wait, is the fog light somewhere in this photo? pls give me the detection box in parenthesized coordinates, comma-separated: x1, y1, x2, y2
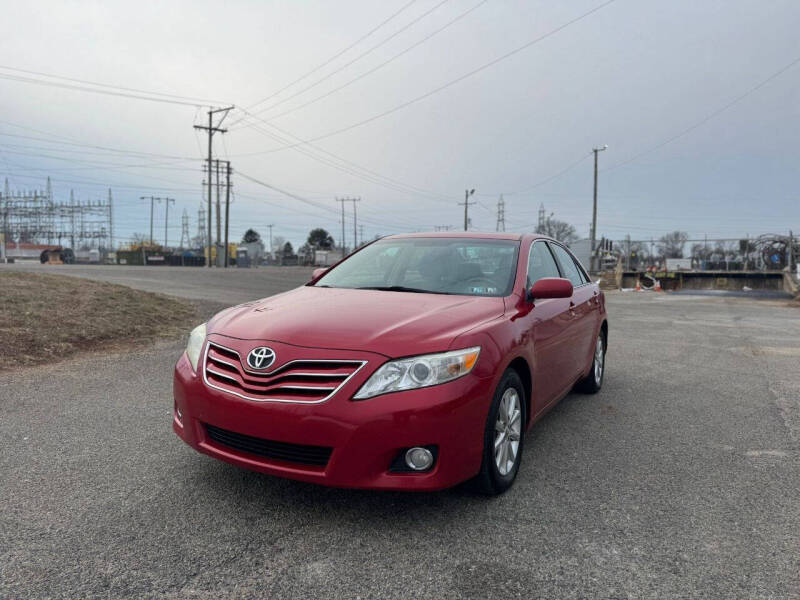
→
(405, 447, 434, 471)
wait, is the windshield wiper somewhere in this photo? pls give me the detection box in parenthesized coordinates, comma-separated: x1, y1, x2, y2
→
(356, 285, 451, 295)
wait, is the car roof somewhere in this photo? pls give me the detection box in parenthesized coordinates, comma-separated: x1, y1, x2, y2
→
(383, 231, 531, 241)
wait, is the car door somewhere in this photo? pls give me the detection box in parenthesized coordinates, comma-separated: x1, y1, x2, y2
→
(524, 241, 575, 413)
(548, 242, 596, 379)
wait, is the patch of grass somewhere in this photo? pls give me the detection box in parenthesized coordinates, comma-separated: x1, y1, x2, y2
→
(0, 271, 199, 370)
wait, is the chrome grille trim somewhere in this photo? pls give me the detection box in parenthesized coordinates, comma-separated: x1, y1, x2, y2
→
(202, 341, 367, 404)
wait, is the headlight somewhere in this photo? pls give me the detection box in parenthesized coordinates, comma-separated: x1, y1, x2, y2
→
(185, 323, 207, 372)
(353, 346, 480, 400)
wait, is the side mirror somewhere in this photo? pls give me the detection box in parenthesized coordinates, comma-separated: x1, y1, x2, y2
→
(311, 267, 329, 281)
(529, 277, 573, 300)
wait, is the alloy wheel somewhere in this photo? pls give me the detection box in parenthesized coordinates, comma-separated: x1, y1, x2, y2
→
(594, 335, 605, 385)
(494, 388, 522, 476)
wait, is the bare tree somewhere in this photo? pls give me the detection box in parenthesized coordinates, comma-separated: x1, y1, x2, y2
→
(691, 242, 713, 267)
(129, 232, 150, 247)
(628, 241, 648, 269)
(657, 231, 689, 259)
(536, 218, 578, 245)
(272, 235, 286, 255)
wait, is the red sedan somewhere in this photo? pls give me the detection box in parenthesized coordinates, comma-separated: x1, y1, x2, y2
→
(173, 233, 607, 494)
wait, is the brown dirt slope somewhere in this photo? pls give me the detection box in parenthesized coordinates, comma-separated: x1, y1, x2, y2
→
(0, 271, 199, 370)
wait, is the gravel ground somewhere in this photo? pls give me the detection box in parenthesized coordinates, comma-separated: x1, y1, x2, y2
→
(1, 268, 798, 599)
(0, 263, 316, 304)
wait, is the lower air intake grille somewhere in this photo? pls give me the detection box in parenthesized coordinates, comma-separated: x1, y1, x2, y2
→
(205, 424, 332, 467)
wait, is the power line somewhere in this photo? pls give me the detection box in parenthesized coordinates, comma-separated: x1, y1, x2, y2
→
(230, 0, 617, 152)
(244, 0, 488, 124)
(604, 53, 800, 171)
(243, 0, 420, 113)
(0, 121, 196, 160)
(0, 72, 218, 107)
(0, 64, 228, 105)
(238, 0, 455, 121)
(241, 0, 449, 120)
(236, 171, 416, 231)
(510, 152, 592, 195)
(233, 111, 456, 203)
(238, 171, 342, 216)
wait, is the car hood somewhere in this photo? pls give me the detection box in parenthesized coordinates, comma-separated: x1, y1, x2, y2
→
(208, 285, 505, 357)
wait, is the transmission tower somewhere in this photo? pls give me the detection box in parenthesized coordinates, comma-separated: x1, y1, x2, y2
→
(538, 203, 546, 232)
(496, 195, 505, 232)
(195, 204, 207, 249)
(180, 209, 191, 249)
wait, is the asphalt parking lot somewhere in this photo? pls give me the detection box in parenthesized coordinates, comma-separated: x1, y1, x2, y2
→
(1, 265, 799, 599)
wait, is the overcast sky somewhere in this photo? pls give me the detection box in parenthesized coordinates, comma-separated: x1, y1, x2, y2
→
(1, 0, 798, 250)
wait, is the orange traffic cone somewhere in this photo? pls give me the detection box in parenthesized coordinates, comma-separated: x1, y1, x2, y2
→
(635, 280, 642, 292)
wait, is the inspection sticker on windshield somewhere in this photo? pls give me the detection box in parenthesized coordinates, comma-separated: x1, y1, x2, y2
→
(469, 286, 497, 295)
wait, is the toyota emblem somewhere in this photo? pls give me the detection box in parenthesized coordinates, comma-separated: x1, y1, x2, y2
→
(246, 346, 276, 370)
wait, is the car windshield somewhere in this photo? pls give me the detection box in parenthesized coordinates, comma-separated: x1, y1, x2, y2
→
(313, 238, 519, 297)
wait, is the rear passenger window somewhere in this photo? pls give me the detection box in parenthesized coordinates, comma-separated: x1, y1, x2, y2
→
(550, 244, 585, 287)
(527, 242, 561, 285)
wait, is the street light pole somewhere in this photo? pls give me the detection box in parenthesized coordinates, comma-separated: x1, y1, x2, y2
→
(461, 188, 475, 231)
(590, 145, 607, 272)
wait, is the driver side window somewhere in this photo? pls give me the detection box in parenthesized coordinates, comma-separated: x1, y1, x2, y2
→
(527, 242, 561, 286)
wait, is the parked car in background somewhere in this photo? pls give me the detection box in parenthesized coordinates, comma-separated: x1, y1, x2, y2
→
(173, 232, 607, 494)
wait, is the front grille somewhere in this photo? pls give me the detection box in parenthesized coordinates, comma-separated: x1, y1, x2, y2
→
(205, 424, 333, 467)
(204, 341, 365, 403)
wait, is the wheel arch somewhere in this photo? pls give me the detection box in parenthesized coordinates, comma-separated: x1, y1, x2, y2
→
(506, 356, 532, 427)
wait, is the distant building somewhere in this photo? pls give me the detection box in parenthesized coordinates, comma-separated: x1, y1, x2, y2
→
(568, 239, 592, 271)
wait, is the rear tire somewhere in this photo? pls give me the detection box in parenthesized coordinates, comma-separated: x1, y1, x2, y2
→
(472, 369, 525, 495)
(575, 329, 606, 394)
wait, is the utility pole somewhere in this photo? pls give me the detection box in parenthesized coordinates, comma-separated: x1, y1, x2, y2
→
(215, 159, 222, 247)
(496, 195, 505, 232)
(140, 196, 162, 246)
(194, 106, 234, 267)
(1, 188, 6, 263)
(359, 224, 364, 246)
(107, 189, 113, 253)
(163, 197, 175, 248)
(224, 161, 231, 268)
(625, 234, 631, 270)
(352, 197, 360, 250)
(460, 189, 475, 231)
(590, 145, 607, 272)
(266, 224, 274, 258)
(335, 197, 360, 255)
(336, 198, 347, 256)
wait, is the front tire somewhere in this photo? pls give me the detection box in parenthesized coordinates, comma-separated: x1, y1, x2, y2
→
(472, 369, 525, 495)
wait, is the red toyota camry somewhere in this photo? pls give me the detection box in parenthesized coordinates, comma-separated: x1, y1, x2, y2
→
(173, 233, 607, 494)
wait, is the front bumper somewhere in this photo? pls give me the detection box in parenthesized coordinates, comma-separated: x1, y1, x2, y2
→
(173, 349, 495, 491)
